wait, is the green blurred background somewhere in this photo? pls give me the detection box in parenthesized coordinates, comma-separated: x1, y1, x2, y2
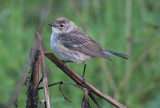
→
(0, 0, 160, 108)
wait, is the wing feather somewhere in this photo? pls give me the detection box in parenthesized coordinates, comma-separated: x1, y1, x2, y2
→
(58, 31, 111, 60)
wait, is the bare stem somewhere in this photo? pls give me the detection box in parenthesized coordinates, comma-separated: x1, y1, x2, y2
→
(45, 52, 127, 108)
(36, 32, 50, 108)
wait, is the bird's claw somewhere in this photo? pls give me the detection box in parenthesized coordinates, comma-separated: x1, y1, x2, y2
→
(81, 75, 86, 83)
(61, 60, 66, 67)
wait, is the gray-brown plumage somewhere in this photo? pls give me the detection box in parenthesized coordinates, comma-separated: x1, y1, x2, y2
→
(58, 31, 112, 61)
(49, 17, 128, 79)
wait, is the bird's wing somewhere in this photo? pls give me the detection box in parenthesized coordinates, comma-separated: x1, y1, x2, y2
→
(59, 31, 111, 60)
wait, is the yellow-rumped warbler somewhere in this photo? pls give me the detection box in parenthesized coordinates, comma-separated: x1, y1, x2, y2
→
(49, 17, 128, 80)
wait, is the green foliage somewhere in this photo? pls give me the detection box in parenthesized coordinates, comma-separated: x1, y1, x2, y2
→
(0, 0, 160, 108)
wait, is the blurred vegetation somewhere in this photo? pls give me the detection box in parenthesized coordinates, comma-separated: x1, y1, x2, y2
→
(0, 0, 160, 108)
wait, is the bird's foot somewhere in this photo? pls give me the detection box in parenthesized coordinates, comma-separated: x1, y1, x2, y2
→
(61, 60, 66, 67)
(61, 60, 73, 67)
(81, 75, 86, 83)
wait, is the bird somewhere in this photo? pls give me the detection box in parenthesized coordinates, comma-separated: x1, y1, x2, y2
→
(49, 17, 128, 80)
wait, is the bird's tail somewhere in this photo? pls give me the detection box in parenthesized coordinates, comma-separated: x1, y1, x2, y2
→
(103, 49, 129, 59)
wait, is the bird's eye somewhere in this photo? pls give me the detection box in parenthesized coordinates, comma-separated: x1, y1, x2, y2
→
(60, 24, 64, 27)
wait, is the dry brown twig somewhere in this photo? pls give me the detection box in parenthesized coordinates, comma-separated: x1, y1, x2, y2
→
(45, 52, 127, 108)
(36, 32, 51, 108)
(39, 100, 46, 108)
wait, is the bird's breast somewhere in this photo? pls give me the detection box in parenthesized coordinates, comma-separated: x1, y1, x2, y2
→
(50, 33, 68, 52)
(50, 33, 91, 63)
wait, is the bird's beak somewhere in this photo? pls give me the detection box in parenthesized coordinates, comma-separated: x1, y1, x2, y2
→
(48, 23, 56, 27)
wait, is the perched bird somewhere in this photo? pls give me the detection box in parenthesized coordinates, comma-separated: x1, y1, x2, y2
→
(49, 17, 128, 80)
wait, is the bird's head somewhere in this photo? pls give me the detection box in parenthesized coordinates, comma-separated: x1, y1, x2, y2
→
(49, 17, 74, 34)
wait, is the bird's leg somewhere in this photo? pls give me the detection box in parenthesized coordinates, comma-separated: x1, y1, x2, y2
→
(61, 60, 73, 67)
(82, 61, 87, 82)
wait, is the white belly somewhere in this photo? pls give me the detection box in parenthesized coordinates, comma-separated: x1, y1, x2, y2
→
(50, 33, 91, 63)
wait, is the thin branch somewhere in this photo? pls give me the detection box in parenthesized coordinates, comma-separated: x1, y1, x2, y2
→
(84, 88, 89, 108)
(39, 100, 46, 108)
(38, 81, 83, 90)
(59, 82, 71, 102)
(38, 82, 62, 90)
(89, 93, 102, 108)
(81, 88, 91, 108)
(81, 95, 85, 108)
(39, 81, 85, 103)
(39, 81, 102, 108)
(45, 52, 127, 108)
(36, 32, 50, 108)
